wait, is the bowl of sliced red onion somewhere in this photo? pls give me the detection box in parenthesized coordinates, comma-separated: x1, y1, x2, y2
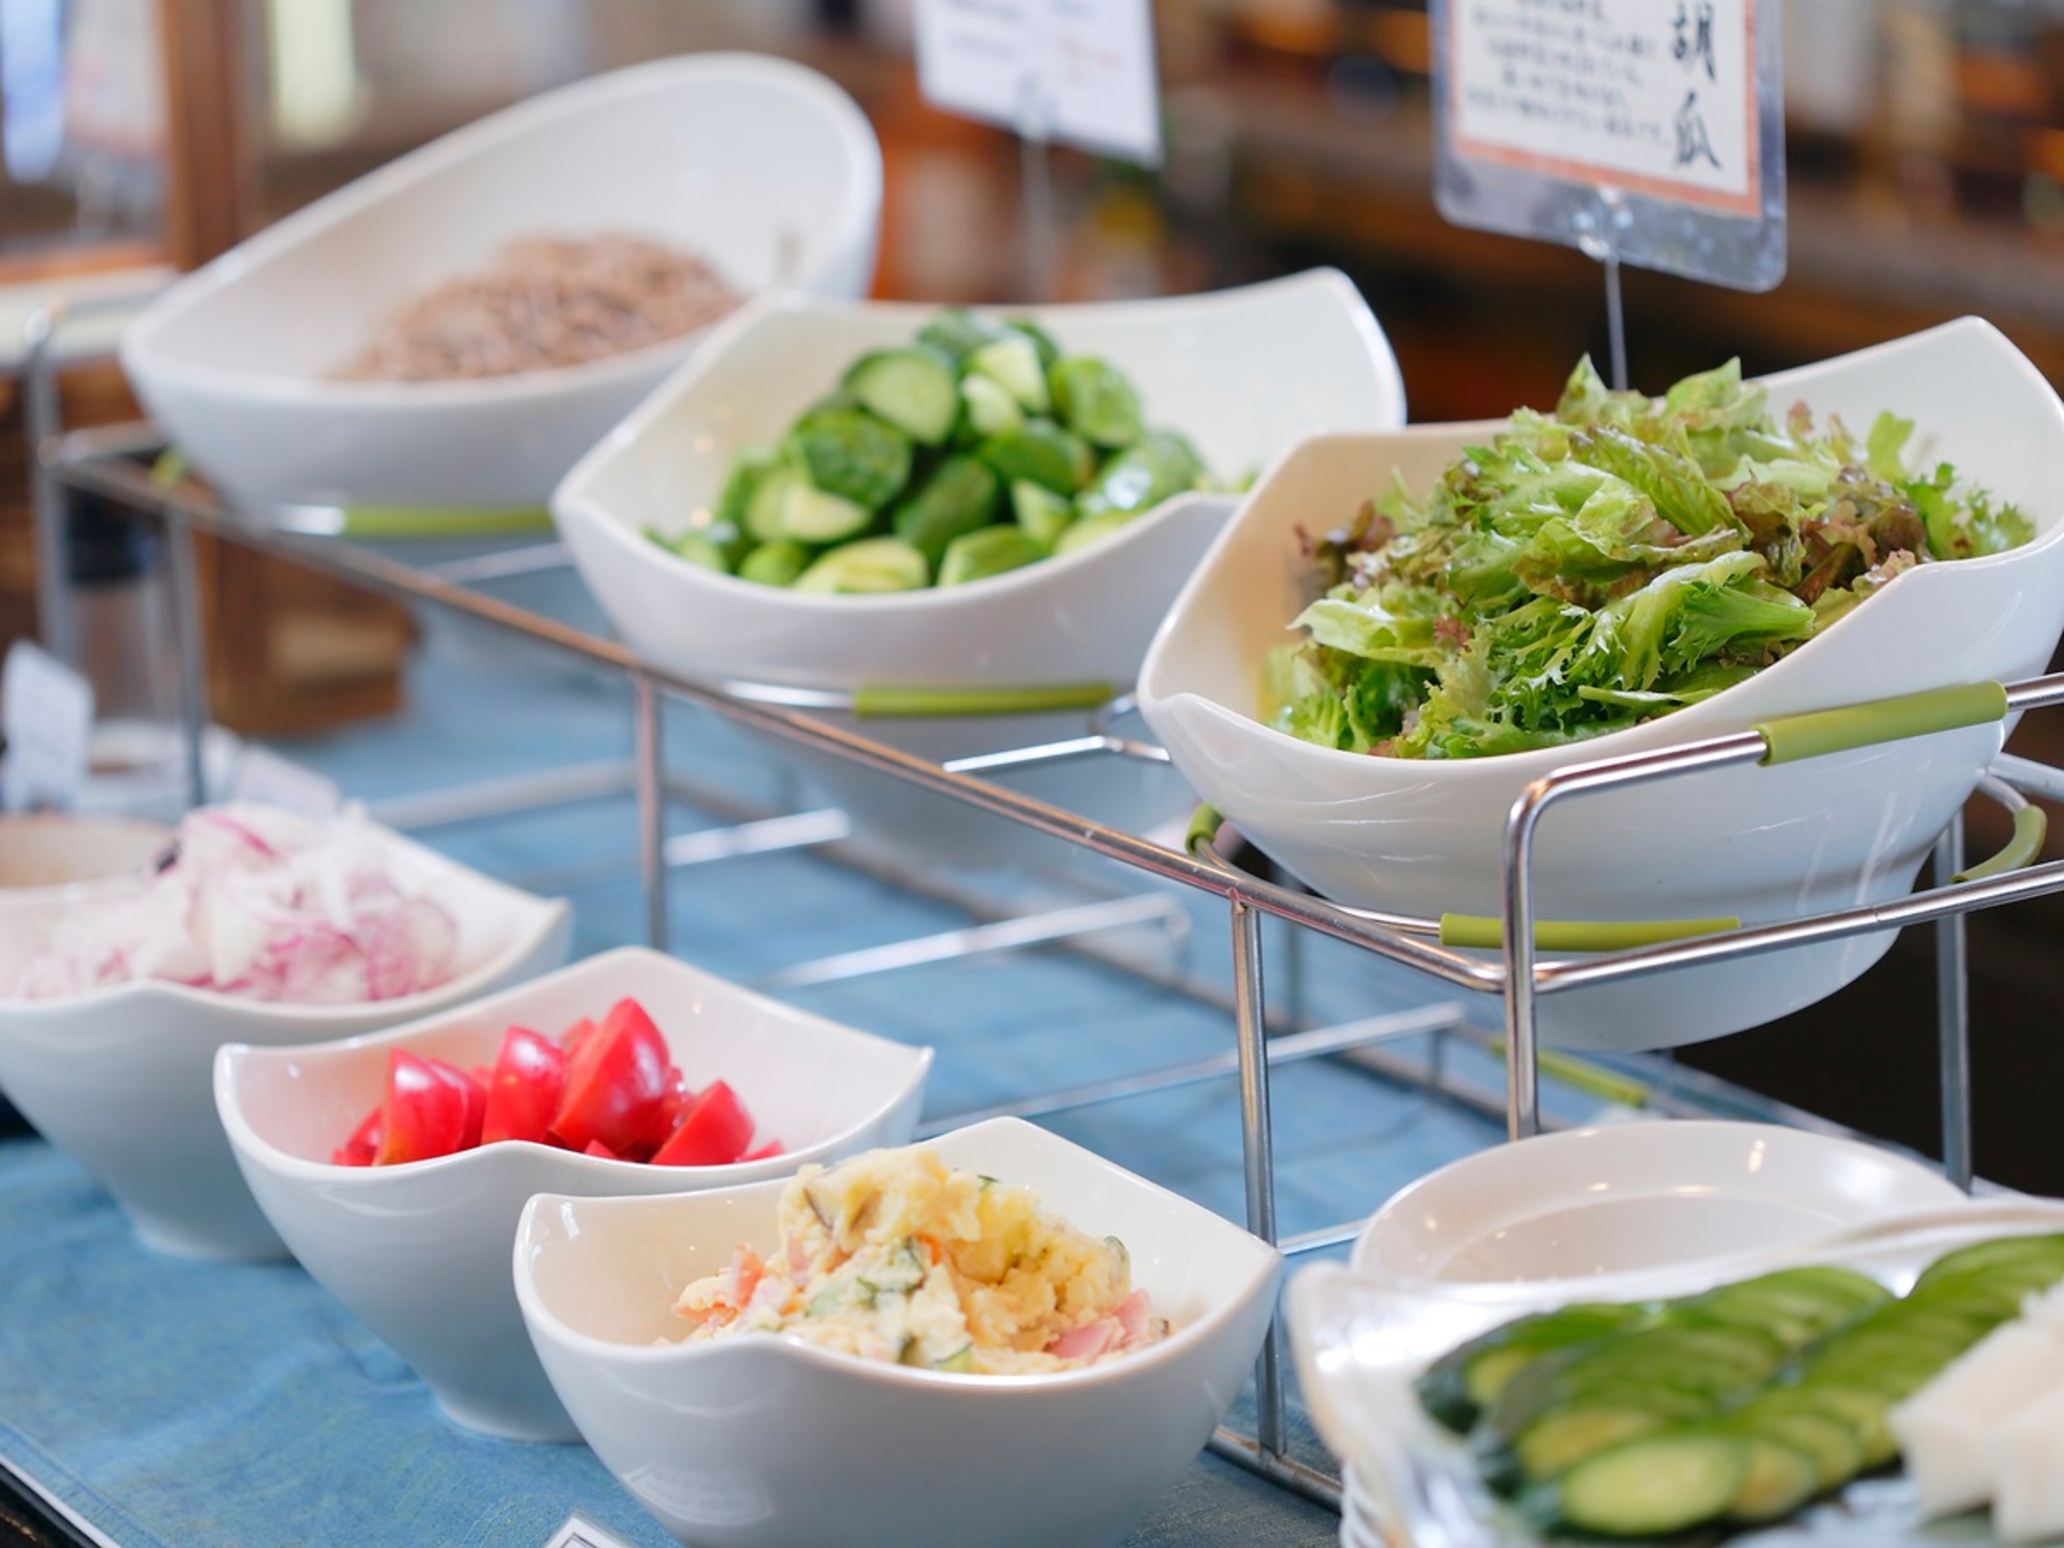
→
(0, 802, 571, 1259)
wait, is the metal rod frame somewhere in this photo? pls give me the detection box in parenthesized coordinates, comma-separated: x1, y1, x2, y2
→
(45, 416, 2064, 1516)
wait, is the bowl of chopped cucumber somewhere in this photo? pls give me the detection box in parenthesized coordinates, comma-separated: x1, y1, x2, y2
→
(550, 269, 1406, 864)
(1138, 318, 2064, 1049)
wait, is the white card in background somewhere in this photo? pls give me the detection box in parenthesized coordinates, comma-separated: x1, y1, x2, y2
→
(1432, 0, 1786, 292)
(228, 744, 342, 820)
(914, 0, 1163, 167)
(2, 641, 95, 814)
(1448, 0, 1759, 215)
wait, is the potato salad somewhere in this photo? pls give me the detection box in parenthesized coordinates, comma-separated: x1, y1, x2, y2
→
(670, 1146, 1169, 1374)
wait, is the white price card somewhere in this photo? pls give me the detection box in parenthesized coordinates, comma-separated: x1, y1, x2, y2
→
(1432, 0, 1786, 291)
(228, 743, 342, 819)
(914, 0, 1163, 167)
(2, 641, 94, 814)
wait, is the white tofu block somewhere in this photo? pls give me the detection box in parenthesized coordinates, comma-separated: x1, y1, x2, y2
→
(1992, 1383, 2064, 1543)
(1890, 1322, 2064, 1521)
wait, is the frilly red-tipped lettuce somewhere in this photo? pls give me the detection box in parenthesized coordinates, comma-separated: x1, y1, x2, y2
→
(1269, 357, 2032, 760)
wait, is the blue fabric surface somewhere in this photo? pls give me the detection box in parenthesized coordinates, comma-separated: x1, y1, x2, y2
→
(0, 555, 1713, 1546)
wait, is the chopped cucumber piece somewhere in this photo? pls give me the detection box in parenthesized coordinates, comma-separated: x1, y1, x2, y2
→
(1078, 428, 1204, 519)
(1005, 316, 1062, 368)
(737, 539, 811, 587)
(869, 1238, 928, 1295)
(1053, 509, 1135, 556)
(1416, 1302, 1651, 1433)
(792, 537, 929, 594)
(1533, 1430, 1749, 1539)
(1690, 1265, 1892, 1347)
(890, 455, 1001, 565)
(745, 467, 803, 543)
(788, 407, 913, 510)
(650, 522, 746, 573)
(1786, 1381, 1898, 1469)
(1049, 355, 1144, 449)
(844, 345, 961, 447)
(918, 307, 1014, 363)
(967, 335, 1050, 413)
(1722, 1432, 1822, 1525)
(1513, 1405, 1670, 1484)
(714, 446, 778, 530)
(1914, 1233, 2064, 1293)
(931, 1344, 976, 1374)
(780, 481, 875, 545)
(1010, 479, 1074, 549)
(937, 525, 1047, 587)
(1732, 1396, 1867, 1492)
(960, 373, 1025, 438)
(977, 418, 1093, 495)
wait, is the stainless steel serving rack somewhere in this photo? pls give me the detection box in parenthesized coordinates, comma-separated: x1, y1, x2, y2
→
(26, 302, 2064, 1525)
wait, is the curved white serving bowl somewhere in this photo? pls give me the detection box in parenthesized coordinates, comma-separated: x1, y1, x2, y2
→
(0, 812, 169, 895)
(551, 269, 1406, 862)
(215, 946, 931, 1442)
(514, 1116, 1282, 1548)
(0, 822, 571, 1260)
(1139, 318, 2064, 1050)
(120, 53, 881, 514)
(1290, 1188, 2064, 1546)
(1351, 1119, 1965, 1288)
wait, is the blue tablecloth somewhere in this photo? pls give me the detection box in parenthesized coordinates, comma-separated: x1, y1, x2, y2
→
(0, 555, 1673, 1547)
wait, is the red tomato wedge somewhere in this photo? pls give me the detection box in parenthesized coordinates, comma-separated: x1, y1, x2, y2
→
(372, 1049, 473, 1165)
(330, 998, 770, 1170)
(625, 1066, 695, 1160)
(480, 1025, 569, 1147)
(652, 1079, 755, 1167)
(547, 997, 670, 1155)
(332, 1105, 384, 1167)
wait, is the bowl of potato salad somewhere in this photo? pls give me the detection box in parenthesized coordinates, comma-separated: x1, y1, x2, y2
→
(513, 1119, 1282, 1548)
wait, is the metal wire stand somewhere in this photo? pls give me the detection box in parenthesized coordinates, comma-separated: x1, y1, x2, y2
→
(28, 310, 2064, 1519)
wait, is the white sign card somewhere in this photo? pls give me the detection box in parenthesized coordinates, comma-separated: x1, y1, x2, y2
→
(913, 0, 1163, 167)
(1432, 0, 1787, 292)
(1, 640, 94, 813)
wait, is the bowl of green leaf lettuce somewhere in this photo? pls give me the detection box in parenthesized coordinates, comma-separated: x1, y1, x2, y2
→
(1138, 318, 2064, 1050)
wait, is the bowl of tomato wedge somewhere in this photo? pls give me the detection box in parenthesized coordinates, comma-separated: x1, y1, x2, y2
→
(212, 945, 933, 1442)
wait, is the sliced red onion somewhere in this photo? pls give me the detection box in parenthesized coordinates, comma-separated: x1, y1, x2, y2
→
(6, 802, 465, 1005)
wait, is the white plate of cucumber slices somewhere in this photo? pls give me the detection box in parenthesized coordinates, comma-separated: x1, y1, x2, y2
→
(1293, 1195, 2064, 1547)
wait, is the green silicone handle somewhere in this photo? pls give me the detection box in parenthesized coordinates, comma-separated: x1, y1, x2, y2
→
(1489, 1039, 1651, 1110)
(1956, 805, 2049, 884)
(1439, 914, 1740, 951)
(1755, 682, 2008, 766)
(1186, 804, 1225, 855)
(850, 682, 1117, 719)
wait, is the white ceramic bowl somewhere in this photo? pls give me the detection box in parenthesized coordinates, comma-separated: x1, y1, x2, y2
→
(1351, 1119, 1966, 1288)
(0, 820, 570, 1259)
(1139, 319, 2064, 1050)
(551, 269, 1406, 862)
(120, 53, 881, 515)
(215, 946, 931, 1442)
(513, 1117, 1282, 1547)
(0, 812, 168, 895)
